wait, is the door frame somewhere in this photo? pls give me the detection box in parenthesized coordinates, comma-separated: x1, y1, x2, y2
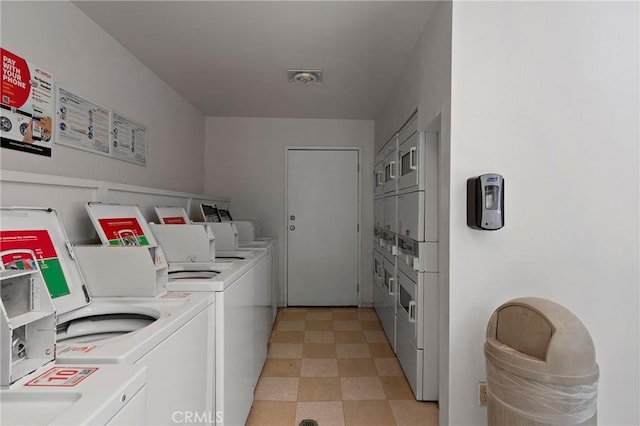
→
(284, 146, 362, 307)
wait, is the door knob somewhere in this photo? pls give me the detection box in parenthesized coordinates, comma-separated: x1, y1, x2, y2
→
(289, 225, 296, 231)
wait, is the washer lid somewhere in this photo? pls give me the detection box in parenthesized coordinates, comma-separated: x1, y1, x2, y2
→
(0, 207, 91, 315)
(154, 206, 190, 225)
(85, 202, 158, 247)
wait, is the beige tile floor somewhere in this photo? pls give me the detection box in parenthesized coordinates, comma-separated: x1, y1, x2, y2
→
(246, 307, 439, 426)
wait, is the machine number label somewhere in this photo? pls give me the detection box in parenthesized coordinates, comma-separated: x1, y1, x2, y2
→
(161, 292, 190, 298)
(162, 216, 187, 224)
(24, 367, 98, 387)
(58, 345, 99, 354)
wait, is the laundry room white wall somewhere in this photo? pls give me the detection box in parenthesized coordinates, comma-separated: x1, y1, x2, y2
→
(0, 1, 205, 194)
(447, 2, 639, 425)
(204, 117, 374, 307)
(374, 2, 453, 423)
(377, 1, 639, 425)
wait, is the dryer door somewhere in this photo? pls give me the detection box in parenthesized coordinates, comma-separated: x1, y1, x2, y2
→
(396, 268, 418, 346)
(383, 195, 397, 234)
(397, 191, 425, 242)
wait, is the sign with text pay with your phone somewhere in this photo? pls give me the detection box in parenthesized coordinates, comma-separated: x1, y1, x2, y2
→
(1, 48, 54, 156)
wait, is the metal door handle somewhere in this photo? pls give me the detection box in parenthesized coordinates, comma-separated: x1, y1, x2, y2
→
(289, 225, 295, 231)
(388, 277, 395, 295)
(409, 147, 418, 170)
(409, 301, 416, 323)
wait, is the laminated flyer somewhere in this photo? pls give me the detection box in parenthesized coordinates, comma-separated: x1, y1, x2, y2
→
(111, 112, 147, 166)
(56, 87, 110, 155)
(1, 48, 54, 156)
(0, 230, 71, 298)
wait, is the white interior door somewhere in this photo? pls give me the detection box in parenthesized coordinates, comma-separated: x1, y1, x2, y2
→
(287, 149, 359, 306)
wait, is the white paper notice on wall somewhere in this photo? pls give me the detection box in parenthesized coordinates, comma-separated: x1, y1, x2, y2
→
(56, 86, 110, 156)
(111, 112, 147, 166)
(54, 87, 148, 166)
(1, 47, 54, 157)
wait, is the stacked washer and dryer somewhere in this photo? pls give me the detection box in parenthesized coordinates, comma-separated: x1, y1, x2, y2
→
(0, 207, 214, 425)
(373, 112, 439, 401)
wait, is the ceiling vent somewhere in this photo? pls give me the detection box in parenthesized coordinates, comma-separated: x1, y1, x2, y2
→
(288, 69, 323, 85)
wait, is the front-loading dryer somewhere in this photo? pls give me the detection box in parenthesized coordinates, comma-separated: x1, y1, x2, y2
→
(0, 207, 214, 426)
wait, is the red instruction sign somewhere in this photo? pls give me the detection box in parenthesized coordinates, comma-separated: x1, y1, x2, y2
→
(24, 367, 98, 387)
(0, 230, 70, 298)
(0, 229, 57, 258)
(1, 48, 31, 107)
(162, 216, 187, 225)
(97, 217, 149, 246)
(1, 48, 54, 157)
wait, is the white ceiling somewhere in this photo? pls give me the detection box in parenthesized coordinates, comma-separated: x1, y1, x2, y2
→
(73, 1, 434, 119)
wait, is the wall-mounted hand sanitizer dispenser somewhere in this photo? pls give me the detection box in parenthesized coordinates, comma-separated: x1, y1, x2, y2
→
(467, 173, 504, 230)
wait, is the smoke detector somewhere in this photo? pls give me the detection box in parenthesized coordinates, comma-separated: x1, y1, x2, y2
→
(288, 69, 323, 85)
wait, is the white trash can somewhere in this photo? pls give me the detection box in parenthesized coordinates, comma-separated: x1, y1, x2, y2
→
(484, 297, 599, 425)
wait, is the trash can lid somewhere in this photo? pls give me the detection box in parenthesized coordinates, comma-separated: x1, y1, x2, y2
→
(485, 297, 599, 385)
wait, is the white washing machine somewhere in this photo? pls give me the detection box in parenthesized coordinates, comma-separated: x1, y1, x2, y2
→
(231, 220, 274, 250)
(155, 205, 279, 321)
(175, 219, 274, 385)
(150, 207, 271, 426)
(165, 251, 270, 426)
(0, 207, 214, 426)
(94, 203, 269, 426)
(193, 213, 277, 360)
(151, 206, 263, 264)
(0, 267, 148, 426)
(55, 294, 213, 425)
(206, 224, 265, 262)
(198, 203, 262, 240)
(151, 207, 273, 425)
(154, 205, 270, 256)
(195, 204, 269, 257)
(223, 217, 278, 321)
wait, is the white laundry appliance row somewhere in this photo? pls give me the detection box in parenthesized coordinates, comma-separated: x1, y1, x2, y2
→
(156, 204, 278, 322)
(0, 201, 274, 425)
(0, 207, 214, 425)
(196, 203, 279, 322)
(373, 112, 440, 401)
(86, 202, 275, 426)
